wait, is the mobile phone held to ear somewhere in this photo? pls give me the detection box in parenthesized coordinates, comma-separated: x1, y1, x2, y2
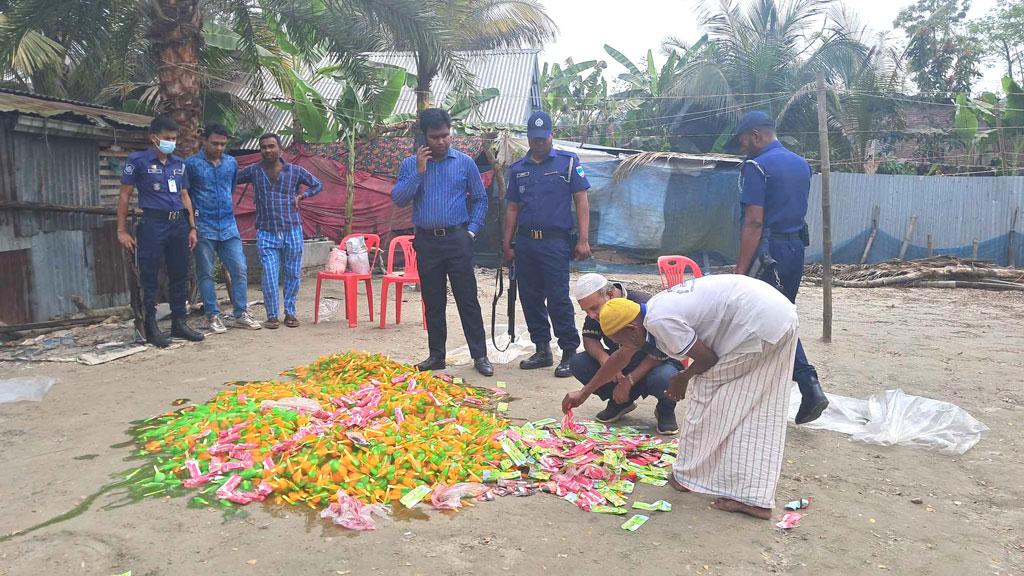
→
(413, 131, 427, 153)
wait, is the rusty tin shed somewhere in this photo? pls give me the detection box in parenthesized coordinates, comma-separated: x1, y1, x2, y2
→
(0, 89, 152, 325)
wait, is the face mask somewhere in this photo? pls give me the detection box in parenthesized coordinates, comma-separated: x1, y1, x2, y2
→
(157, 139, 176, 155)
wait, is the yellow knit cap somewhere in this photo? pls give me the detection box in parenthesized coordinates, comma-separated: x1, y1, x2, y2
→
(599, 298, 641, 336)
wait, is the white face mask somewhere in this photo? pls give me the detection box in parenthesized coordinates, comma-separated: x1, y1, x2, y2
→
(157, 139, 176, 155)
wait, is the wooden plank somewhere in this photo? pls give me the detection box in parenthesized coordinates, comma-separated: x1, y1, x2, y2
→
(0, 249, 33, 324)
(1009, 207, 1019, 268)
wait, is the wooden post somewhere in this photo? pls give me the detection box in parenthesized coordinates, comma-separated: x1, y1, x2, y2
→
(1009, 207, 1019, 268)
(898, 215, 917, 260)
(860, 205, 880, 264)
(927, 234, 933, 258)
(972, 239, 980, 260)
(815, 72, 833, 343)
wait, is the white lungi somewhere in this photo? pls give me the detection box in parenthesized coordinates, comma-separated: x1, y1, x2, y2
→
(671, 327, 798, 508)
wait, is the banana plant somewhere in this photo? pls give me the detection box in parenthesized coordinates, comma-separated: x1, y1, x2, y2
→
(953, 75, 1024, 174)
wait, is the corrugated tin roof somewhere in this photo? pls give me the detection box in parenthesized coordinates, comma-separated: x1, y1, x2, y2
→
(235, 49, 541, 149)
(0, 88, 152, 129)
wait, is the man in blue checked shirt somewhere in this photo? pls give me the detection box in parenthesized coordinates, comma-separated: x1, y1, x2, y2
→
(392, 108, 493, 377)
(185, 124, 262, 334)
(236, 133, 322, 329)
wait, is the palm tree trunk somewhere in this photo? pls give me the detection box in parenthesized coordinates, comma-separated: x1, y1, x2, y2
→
(146, 0, 204, 157)
(416, 59, 434, 110)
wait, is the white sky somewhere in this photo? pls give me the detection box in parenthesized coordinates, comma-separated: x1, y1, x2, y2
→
(539, 0, 1003, 94)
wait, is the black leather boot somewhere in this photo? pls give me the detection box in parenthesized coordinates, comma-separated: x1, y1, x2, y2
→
(520, 342, 553, 370)
(554, 350, 574, 378)
(171, 317, 205, 342)
(144, 317, 171, 348)
(795, 374, 829, 424)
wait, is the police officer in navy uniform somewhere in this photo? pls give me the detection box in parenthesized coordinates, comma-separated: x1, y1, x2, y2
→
(503, 111, 591, 378)
(117, 116, 205, 347)
(730, 111, 828, 424)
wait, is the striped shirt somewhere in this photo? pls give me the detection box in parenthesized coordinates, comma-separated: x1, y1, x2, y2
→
(391, 148, 488, 234)
(237, 160, 322, 234)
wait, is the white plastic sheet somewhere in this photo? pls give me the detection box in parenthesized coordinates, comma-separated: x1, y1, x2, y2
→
(788, 384, 988, 455)
(447, 324, 536, 365)
(0, 377, 57, 404)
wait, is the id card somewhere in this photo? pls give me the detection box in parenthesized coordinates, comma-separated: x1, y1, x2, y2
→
(168, 179, 178, 194)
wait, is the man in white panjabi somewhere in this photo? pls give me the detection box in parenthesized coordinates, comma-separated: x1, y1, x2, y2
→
(562, 274, 799, 519)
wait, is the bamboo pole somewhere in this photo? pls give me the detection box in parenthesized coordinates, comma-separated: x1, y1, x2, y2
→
(1009, 207, 1019, 268)
(860, 205, 880, 264)
(927, 234, 933, 258)
(972, 239, 980, 260)
(815, 72, 833, 343)
(898, 215, 917, 260)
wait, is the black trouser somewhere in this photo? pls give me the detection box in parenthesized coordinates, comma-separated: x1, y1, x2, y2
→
(137, 212, 190, 321)
(413, 228, 487, 360)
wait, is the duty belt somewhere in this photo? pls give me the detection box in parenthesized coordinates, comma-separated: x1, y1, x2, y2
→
(517, 227, 569, 241)
(142, 208, 186, 221)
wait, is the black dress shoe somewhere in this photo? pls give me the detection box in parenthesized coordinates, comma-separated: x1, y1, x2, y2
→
(144, 317, 171, 348)
(520, 342, 553, 370)
(795, 374, 829, 425)
(171, 317, 205, 342)
(415, 356, 446, 371)
(554, 350, 574, 378)
(474, 357, 494, 377)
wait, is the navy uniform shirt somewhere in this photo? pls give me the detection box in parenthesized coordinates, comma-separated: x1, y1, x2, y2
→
(506, 149, 590, 232)
(739, 140, 811, 234)
(121, 148, 190, 211)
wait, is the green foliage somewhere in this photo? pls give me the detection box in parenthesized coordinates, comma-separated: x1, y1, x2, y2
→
(894, 0, 982, 98)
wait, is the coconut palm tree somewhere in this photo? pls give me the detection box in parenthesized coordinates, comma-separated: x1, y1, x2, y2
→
(403, 0, 557, 109)
(0, 0, 461, 154)
(667, 0, 868, 153)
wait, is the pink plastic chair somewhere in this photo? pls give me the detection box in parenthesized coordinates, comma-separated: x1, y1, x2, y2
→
(314, 233, 380, 327)
(379, 235, 425, 329)
(657, 255, 703, 288)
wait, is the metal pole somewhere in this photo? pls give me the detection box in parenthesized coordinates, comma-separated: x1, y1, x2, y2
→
(815, 72, 833, 343)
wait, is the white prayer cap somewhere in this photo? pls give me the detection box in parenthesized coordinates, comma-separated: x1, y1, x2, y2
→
(574, 273, 608, 300)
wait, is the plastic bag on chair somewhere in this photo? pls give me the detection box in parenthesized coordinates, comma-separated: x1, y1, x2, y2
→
(344, 236, 370, 275)
(788, 385, 988, 455)
(325, 247, 347, 274)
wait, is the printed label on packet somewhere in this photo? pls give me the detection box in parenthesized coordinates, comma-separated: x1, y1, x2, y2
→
(400, 485, 432, 508)
(658, 453, 678, 466)
(496, 381, 507, 389)
(610, 480, 635, 494)
(452, 377, 463, 385)
(632, 500, 672, 512)
(621, 514, 649, 531)
(529, 418, 558, 428)
(500, 438, 529, 466)
(597, 488, 626, 507)
(497, 402, 510, 412)
(590, 505, 628, 515)
(638, 476, 669, 487)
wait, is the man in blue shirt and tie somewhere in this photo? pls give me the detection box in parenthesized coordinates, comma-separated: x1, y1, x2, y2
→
(503, 110, 591, 378)
(185, 124, 262, 333)
(392, 108, 493, 377)
(117, 116, 205, 347)
(730, 111, 828, 424)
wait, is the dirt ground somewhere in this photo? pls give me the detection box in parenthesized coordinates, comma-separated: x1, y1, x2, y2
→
(1, 271, 1022, 576)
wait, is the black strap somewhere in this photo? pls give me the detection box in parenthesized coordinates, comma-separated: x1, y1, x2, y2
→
(490, 264, 517, 352)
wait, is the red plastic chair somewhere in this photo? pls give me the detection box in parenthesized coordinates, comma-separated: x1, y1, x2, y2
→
(314, 233, 380, 327)
(658, 255, 703, 288)
(379, 235, 426, 329)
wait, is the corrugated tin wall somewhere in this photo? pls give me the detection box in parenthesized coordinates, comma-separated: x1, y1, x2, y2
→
(0, 122, 133, 323)
(806, 173, 1024, 266)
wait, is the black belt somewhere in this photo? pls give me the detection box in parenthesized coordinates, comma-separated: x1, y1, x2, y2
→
(416, 224, 465, 237)
(516, 227, 569, 241)
(770, 231, 802, 241)
(142, 208, 186, 221)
